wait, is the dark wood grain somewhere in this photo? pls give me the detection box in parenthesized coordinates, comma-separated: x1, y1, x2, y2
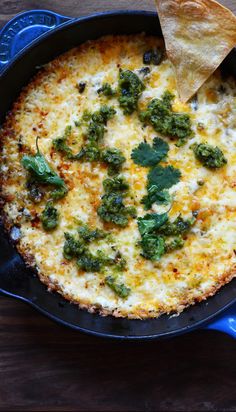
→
(1, 1, 236, 411)
(0, 297, 236, 412)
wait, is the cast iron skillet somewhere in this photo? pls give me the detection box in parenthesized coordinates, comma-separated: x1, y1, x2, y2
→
(0, 10, 236, 339)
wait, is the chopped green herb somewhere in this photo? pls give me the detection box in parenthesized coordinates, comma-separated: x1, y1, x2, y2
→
(53, 126, 88, 162)
(82, 143, 101, 161)
(92, 250, 127, 271)
(101, 148, 126, 176)
(148, 165, 181, 191)
(87, 120, 105, 142)
(141, 185, 171, 210)
(81, 110, 92, 122)
(165, 236, 184, 252)
(97, 192, 136, 227)
(140, 234, 165, 261)
(87, 105, 116, 142)
(158, 215, 196, 236)
(78, 224, 107, 243)
(131, 137, 169, 167)
(51, 186, 68, 200)
(118, 69, 145, 115)
(77, 252, 102, 272)
(63, 232, 85, 260)
(95, 250, 115, 267)
(105, 275, 131, 298)
(92, 105, 116, 125)
(53, 137, 74, 158)
(41, 201, 59, 231)
(137, 212, 196, 261)
(63, 225, 127, 275)
(97, 83, 116, 97)
(22, 137, 66, 188)
(192, 143, 227, 169)
(139, 91, 193, 145)
(103, 176, 129, 193)
(52, 126, 75, 159)
(137, 213, 168, 236)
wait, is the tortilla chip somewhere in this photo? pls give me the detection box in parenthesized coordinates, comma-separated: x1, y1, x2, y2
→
(155, 0, 236, 102)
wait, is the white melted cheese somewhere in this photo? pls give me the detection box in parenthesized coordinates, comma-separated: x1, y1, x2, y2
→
(1, 34, 236, 318)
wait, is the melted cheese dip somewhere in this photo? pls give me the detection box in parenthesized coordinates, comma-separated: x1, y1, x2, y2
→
(1, 34, 236, 318)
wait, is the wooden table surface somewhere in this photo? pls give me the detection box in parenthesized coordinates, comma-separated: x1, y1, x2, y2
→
(1, 1, 236, 411)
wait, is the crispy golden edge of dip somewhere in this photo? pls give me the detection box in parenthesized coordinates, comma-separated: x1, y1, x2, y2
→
(155, 0, 236, 102)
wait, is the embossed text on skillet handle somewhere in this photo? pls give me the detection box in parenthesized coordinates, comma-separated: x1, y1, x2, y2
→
(0, 9, 71, 74)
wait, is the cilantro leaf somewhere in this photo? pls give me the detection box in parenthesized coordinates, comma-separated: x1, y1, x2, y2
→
(131, 137, 169, 167)
(153, 137, 169, 158)
(137, 213, 168, 236)
(131, 142, 157, 166)
(148, 165, 181, 191)
(141, 185, 171, 210)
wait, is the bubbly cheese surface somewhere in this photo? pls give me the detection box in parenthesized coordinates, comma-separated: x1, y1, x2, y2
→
(1, 34, 236, 318)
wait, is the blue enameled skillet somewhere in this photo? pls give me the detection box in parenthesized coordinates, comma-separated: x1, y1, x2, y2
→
(0, 10, 235, 339)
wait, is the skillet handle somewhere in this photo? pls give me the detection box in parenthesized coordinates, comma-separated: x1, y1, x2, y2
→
(0, 9, 71, 73)
(204, 304, 236, 338)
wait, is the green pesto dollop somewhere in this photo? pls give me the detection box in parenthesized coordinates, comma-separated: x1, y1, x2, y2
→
(105, 275, 130, 298)
(77, 252, 102, 272)
(101, 148, 126, 176)
(139, 91, 193, 146)
(103, 176, 129, 193)
(53, 106, 116, 163)
(118, 69, 145, 115)
(77, 224, 107, 243)
(41, 201, 59, 231)
(97, 82, 116, 98)
(97, 192, 136, 227)
(63, 232, 86, 260)
(52, 126, 75, 160)
(97, 173, 136, 227)
(192, 143, 227, 169)
(63, 225, 127, 274)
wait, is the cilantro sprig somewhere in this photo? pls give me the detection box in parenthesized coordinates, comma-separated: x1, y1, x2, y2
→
(131, 137, 169, 167)
(131, 137, 179, 210)
(141, 186, 171, 210)
(139, 165, 181, 210)
(147, 165, 181, 191)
